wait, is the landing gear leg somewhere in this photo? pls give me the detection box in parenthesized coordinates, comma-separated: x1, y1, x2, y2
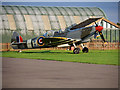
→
(69, 46, 72, 51)
(81, 44, 89, 53)
(73, 43, 80, 54)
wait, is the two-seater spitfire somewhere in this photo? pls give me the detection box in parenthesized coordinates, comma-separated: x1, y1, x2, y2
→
(11, 19, 106, 54)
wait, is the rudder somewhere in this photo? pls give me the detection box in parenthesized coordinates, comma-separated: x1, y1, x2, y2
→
(11, 32, 23, 43)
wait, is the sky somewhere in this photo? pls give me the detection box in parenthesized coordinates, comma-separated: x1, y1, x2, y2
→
(1, 0, 120, 2)
(1, 1, 119, 24)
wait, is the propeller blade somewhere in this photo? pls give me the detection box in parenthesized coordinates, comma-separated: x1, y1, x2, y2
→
(99, 31, 105, 42)
(95, 22, 98, 27)
(94, 31, 98, 38)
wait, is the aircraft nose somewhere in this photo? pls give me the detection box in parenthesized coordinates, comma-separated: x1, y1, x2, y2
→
(95, 26, 103, 32)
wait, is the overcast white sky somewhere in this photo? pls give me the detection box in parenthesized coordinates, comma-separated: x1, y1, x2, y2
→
(1, 0, 120, 2)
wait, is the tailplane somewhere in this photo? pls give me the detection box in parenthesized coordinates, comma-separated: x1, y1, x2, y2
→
(11, 32, 23, 43)
(11, 32, 26, 49)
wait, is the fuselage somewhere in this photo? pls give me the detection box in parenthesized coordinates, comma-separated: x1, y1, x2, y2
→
(11, 26, 97, 49)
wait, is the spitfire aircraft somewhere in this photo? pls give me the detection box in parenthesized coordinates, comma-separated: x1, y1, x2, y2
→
(11, 19, 106, 54)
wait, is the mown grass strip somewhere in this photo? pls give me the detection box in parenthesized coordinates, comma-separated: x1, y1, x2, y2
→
(2, 50, 118, 65)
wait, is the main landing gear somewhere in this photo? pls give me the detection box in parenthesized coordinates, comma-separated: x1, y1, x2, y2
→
(81, 44, 89, 53)
(73, 48, 80, 54)
(72, 43, 89, 54)
(82, 47, 89, 53)
(73, 43, 80, 54)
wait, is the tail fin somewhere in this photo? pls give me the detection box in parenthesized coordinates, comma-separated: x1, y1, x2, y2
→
(11, 32, 23, 43)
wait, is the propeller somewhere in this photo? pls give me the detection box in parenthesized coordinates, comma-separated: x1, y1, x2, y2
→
(94, 31, 98, 38)
(94, 22, 99, 39)
(95, 22, 98, 27)
(94, 22, 106, 42)
(98, 31, 106, 42)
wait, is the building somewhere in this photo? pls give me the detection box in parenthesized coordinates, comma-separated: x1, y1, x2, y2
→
(1, 5, 119, 43)
(71, 17, 120, 42)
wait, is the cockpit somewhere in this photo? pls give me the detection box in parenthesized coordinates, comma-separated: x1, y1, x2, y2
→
(43, 30, 64, 38)
(43, 30, 55, 38)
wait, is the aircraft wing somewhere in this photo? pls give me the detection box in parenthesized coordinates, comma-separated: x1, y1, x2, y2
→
(43, 37, 81, 47)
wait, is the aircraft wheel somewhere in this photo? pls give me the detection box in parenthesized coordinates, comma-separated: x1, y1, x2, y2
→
(18, 50, 22, 53)
(73, 48, 80, 54)
(82, 47, 89, 53)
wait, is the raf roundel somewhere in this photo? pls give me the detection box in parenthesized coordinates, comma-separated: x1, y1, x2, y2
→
(37, 36, 45, 46)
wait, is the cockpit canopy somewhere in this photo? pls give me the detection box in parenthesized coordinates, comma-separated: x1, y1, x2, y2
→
(43, 30, 55, 37)
(43, 30, 64, 37)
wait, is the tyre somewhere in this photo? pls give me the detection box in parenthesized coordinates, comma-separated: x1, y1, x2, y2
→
(73, 48, 80, 54)
(82, 47, 88, 53)
(18, 50, 22, 53)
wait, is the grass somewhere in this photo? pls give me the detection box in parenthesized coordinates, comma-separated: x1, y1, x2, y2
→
(1, 49, 119, 65)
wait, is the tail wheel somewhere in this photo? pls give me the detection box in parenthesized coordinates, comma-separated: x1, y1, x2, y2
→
(82, 47, 89, 53)
(73, 48, 80, 54)
(18, 50, 22, 53)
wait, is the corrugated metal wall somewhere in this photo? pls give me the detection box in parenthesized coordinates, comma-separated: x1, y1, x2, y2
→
(0, 5, 113, 43)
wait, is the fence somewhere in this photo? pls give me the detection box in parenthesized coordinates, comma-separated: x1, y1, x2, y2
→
(83, 42, 119, 50)
(0, 41, 119, 51)
(0, 43, 11, 51)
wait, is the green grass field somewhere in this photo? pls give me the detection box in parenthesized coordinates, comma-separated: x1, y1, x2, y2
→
(1, 49, 119, 65)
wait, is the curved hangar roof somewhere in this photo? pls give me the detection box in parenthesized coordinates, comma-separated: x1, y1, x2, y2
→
(1, 5, 106, 36)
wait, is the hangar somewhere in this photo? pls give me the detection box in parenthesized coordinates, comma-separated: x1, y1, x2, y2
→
(1, 5, 120, 43)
